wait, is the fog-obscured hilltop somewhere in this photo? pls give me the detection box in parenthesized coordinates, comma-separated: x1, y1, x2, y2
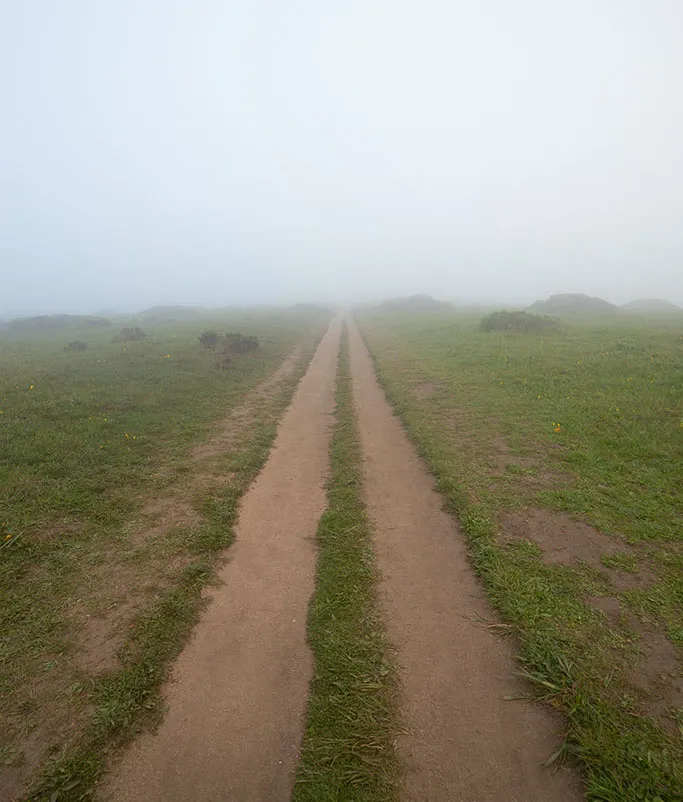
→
(528, 293, 620, 315)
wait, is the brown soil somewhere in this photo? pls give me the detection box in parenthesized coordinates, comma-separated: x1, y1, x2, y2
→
(503, 510, 680, 731)
(347, 321, 582, 801)
(502, 508, 626, 572)
(98, 320, 340, 802)
(629, 625, 683, 731)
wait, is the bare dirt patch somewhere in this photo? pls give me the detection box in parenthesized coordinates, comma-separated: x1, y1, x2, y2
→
(502, 509, 680, 733)
(501, 509, 656, 594)
(192, 345, 301, 461)
(502, 508, 626, 571)
(348, 321, 582, 802)
(630, 624, 683, 732)
(587, 595, 622, 626)
(99, 322, 340, 802)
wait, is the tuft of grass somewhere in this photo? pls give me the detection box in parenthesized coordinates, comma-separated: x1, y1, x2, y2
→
(357, 311, 683, 801)
(293, 324, 400, 802)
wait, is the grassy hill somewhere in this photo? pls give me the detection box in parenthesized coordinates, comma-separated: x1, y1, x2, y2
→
(5, 314, 112, 335)
(623, 298, 681, 314)
(529, 293, 619, 316)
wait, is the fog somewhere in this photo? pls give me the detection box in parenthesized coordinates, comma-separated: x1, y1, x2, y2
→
(2, 1, 683, 316)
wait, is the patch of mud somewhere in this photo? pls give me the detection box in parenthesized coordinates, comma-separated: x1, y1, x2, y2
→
(588, 595, 622, 626)
(629, 625, 683, 732)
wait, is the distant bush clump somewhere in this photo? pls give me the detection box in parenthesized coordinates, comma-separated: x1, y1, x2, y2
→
(223, 332, 259, 355)
(199, 329, 220, 348)
(65, 340, 88, 351)
(199, 330, 260, 369)
(112, 327, 147, 343)
(480, 310, 558, 333)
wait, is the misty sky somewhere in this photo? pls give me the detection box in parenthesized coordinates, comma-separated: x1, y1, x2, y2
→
(2, 1, 683, 314)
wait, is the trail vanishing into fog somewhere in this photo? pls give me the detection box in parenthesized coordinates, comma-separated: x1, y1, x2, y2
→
(101, 321, 341, 802)
(347, 321, 581, 801)
(101, 317, 581, 801)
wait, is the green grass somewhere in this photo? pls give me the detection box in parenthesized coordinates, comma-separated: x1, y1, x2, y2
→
(357, 309, 683, 801)
(293, 324, 399, 802)
(0, 308, 328, 801)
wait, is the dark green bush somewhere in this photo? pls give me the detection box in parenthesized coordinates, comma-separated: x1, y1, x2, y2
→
(199, 330, 220, 349)
(112, 327, 147, 343)
(223, 333, 259, 355)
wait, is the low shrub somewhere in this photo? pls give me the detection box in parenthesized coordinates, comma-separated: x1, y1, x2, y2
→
(199, 330, 220, 349)
(112, 327, 147, 343)
(480, 310, 558, 333)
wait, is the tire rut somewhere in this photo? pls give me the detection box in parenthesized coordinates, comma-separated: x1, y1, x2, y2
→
(99, 319, 341, 802)
(348, 319, 583, 802)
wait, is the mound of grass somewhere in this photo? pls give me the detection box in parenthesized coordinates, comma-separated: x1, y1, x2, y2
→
(529, 293, 620, 316)
(111, 326, 147, 343)
(480, 310, 558, 333)
(623, 299, 682, 315)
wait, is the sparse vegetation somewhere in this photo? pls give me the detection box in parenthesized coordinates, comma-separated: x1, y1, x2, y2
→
(480, 309, 559, 333)
(357, 309, 683, 800)
(294, 325, 399, 801)
(65, 339, 88, 351)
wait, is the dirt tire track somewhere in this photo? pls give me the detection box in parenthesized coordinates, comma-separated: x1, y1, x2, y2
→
(99, 319, 341, 802)
(348, 319, 583, 802)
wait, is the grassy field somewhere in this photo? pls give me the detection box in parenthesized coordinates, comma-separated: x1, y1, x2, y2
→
(357, 309, 683, 801)
(294, 324, 399, 801)
(0, 308, 328, 801)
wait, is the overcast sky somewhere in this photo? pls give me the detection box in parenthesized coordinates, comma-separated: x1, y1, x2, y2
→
(2, 0, 683, 314)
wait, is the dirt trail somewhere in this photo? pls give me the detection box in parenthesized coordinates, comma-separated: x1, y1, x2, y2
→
(100, 319, 341, 802)
(347, 320, 582, 802)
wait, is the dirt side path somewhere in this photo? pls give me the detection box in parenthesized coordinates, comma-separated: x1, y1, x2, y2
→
(348, 320, 583, 802)
(100, 319, 341, 802)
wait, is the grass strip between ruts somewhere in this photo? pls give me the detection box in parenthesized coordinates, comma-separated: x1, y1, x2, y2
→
(293, 322, 400, 802)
